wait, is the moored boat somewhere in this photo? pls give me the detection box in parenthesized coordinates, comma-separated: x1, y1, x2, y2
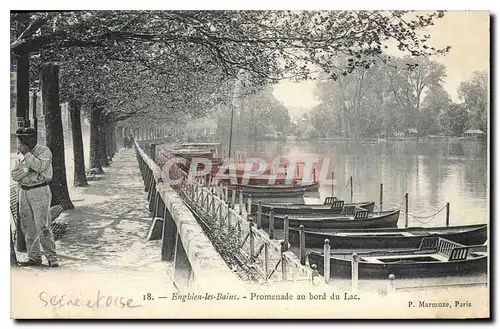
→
(289, 224, 487, 249)
(307, 237, 488, 278)
(261, 208, 400, 229)
(251, 197, 375, 216)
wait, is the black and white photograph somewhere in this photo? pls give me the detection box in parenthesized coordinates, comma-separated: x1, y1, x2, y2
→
(7, 9, 490, 319)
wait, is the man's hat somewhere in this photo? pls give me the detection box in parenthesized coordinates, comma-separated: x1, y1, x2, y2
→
(16, 127, 36, 136)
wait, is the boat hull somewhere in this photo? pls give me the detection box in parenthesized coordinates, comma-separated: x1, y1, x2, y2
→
(254, 201, 375, 216)
(261, 210, 400, 230)
(290, 224, 488, 249)
(308, 251, 488, 279)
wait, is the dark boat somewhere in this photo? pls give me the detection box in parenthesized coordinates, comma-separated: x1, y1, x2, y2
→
(227, 181, 320, 197)
(251, 197, 375, 216)
(308, 237, 488, 279)
(290, 224, 487, 249)
(170, 148, 215, 158)
(261, 208, 400, 229)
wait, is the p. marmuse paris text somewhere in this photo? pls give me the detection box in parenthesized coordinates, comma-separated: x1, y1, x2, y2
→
(408, 300, 472, 308)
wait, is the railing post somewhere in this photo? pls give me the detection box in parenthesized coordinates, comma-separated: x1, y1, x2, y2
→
(269, 208, 275, 239)
(283, 215, 289, 251)
(219, 202, 224, 227)
(281, 241, 287, 282)
(324, 239, 330, 284)
(264, 243, 269, 282)
(256, 200, 262, 229)
(446, 202, 450, 227)
(299, 225, 306, 265)
(379, 183, 383, 212)
(352, 253, 359, 292)
(238, 190, 243, 215)
(311, 264, 319, 286)
(249, 217, 255, 261)
(388, 274, 396, 294)
(224, 185, 228, 202)
(247, 194, 252, 215)
(405, 192, 409, 228)
(227, 201, 232, 228)
(231, 189, 236, 209)
(150, 143, 156, 162)
(211, 193, 216, 218)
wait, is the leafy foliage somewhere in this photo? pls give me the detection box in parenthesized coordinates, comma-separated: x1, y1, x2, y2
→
(458, 71, 488, 132)
(312, 56, 448, 138)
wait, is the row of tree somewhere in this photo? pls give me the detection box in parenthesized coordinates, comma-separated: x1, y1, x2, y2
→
(307, 55, 487, 138)
(11, 10, 450, 212)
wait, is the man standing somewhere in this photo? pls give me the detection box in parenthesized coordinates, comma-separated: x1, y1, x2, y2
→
(11, 127, 59, 267)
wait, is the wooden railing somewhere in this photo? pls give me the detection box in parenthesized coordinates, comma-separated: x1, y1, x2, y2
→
(134, 140, 246, 291)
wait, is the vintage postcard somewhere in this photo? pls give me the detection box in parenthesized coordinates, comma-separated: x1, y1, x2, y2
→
(8, 9, 490, 319)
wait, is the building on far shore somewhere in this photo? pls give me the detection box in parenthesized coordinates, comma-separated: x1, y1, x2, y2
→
(464, 129, 485, 140)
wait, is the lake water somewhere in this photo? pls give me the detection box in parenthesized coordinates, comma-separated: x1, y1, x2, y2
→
(226, 139, 489, 228)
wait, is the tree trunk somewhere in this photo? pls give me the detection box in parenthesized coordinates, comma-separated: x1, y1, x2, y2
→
(101, 113, 110, 167)
(111, 122, 118, 155)
(108, 120, 115, 159)
(41, 64, 74, 210)
(89, 106, 104, 173)
(69, 100, 88, 187)
(15, 13, 30, 126)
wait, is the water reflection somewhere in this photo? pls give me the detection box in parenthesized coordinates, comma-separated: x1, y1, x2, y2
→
(227, 140, 488, 227)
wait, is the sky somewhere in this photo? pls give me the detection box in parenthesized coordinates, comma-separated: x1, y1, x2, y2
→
(272, 11, 490, 116)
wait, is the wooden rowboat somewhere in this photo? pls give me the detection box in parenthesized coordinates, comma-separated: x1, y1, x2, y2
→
(170, 148, 215, 158)
(251, 197, 375, 216)
(261, 208, 400, 230)
(308, 237, 488, 278)
(289, 224, 487, 249)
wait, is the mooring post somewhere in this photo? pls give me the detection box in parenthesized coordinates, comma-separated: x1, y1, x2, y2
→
(313, 168, 316, 182)
(269, 208, 275, 239)
(388, 274, 396, 294)
(331, 171, 335, 198)
(299, 225, 306, 265)
(352, 253, 359, 292)
(283, 215, 289, 251)
(247, 194, 252, 215)
(446, 202, 450, 227)
(249, 217, 255, 261)
(231, 189, 236, 209)
(324, 239, 330, 284)
(350, 176, 353, 203)
(257, 200, 262, 229)
(239, 190, 244, 215)
(380, 183, 383, 212)
(405, 192, 409, 228)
